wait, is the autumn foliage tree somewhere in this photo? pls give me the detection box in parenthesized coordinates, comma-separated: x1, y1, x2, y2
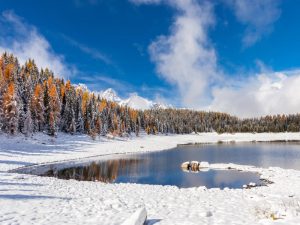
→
(1, 52, 300, 138)
(46, 77, 61, 136)
(31, 84, 45, 132)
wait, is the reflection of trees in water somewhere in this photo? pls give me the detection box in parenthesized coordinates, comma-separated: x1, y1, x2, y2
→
(46, 158, 141, 183)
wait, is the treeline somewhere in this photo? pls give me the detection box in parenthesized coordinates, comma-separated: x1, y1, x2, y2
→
(0, 53, 300, 138)
(143, 109, 300, 133)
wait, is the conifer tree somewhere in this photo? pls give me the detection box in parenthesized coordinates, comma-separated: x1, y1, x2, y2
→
(61, 81, 76, 133)
(3, 82, 19, 134)
(1, 52, 300, 137)
(0, 59, 5, 132)
(75, 92, 84, 133)
(23, 107, 33, 137)
(31, 84, 45, 132)
(46, 77, 61, 136)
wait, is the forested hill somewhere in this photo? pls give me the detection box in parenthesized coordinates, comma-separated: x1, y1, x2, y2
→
(0, 53, 300, 138)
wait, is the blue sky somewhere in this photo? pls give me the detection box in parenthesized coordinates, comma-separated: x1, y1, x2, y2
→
(1, 0, 300, 117)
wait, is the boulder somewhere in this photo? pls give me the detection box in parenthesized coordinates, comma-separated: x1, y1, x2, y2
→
(121, 207, 147, 225)
(181, 161, 190, 170)
(190, 161, 200, 171)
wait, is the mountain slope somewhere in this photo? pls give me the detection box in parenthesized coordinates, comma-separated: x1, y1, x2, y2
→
(98, 88, 170, 110)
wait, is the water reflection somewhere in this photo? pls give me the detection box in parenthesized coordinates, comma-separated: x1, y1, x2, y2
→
(43, 155, 262, 188)
(38, 143, 300, 188)
(45, 158, 143, 183)
(174, 142, 300, 170)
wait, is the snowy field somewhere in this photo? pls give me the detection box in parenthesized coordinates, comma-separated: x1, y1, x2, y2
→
(1, 132, 300, 224)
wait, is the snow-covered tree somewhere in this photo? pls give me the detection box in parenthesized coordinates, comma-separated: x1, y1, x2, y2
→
(3, 82, 19, 134)
(61, 81, 76, 134)
(75, 91, 84, 133)
(0, 58, 5, 132)
(23, 107, 33, 137)
(31, 84, 45, 132)
(1, 52, 300, 138)
(46, 77, 61, 136)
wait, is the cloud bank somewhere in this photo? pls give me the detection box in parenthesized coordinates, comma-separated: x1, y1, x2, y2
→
(132, 0, 219, 108)
(0, 10, 73, 78)
(131, 0, 300, 118)
(209, 70, 300, 117)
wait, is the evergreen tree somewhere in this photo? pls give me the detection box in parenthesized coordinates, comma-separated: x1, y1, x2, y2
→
(3, 82, 19, 134)
(47, 77, 61, 136)
(1, 52, 300, 138)
(61, 81, 74, 132)
(23, 107, 33, 137)
(31, 84, 45, 132)
(0, 58, 5, 132)
(75, 92, 84, 133)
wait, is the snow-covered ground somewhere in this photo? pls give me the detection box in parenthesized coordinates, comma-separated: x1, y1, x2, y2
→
(1, 132, 300, 224)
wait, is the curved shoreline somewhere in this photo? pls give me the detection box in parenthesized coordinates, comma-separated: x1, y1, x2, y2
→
(1, 132, 300, 224)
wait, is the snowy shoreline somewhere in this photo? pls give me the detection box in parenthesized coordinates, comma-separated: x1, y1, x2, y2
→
(1, 132, 300, 224)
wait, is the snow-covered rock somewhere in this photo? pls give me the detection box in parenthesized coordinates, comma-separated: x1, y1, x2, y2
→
(99, 88, 122, 102)
(181, 161, 190, 169)
(121, 207, 147, 225)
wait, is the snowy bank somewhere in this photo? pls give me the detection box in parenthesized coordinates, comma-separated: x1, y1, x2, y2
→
(1, 132, 300, 224)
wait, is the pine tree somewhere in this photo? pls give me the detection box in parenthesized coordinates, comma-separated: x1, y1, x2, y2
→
(0, 58, 5, 132)
(61, 81, 76, 133)
(18, 64, 34, 134)
(69, 109, 76, 135)
(25, 59, 39, 87)
(75, 93, 84, 133)
(31, 84, 45, 132)
(23, 107, 33, 137)
(2, 53, 300, 137)
(3, 82, 19, 134)
(43, 81, 50, 132)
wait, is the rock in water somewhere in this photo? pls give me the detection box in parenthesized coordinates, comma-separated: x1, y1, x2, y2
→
(191, 161, 200, 171)
(181, 161, 190, 170)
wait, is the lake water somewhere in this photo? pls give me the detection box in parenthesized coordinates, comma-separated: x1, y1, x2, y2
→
(45, 157, 263, 188)
(31, 142, 300, 189)
(174, 142, 300, 170)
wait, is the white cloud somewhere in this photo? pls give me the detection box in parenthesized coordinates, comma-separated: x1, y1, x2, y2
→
(132, 0, 219, 108)
(131, 0, 300, 118)
(209, 70, 300, 118)
(226, 0, 281, 46)
(0, 10, 74, 78)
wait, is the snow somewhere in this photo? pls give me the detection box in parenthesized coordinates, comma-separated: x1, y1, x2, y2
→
(1, 132, 300, 224)
(120, 93, 155, 110)
(121, 207, 147, 225)
(200, 161, 209, 168)
(97, 88, 171, 110)
(99, 88, 122, 103)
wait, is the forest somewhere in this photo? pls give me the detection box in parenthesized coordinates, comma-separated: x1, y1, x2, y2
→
(0, 52, 300, 138)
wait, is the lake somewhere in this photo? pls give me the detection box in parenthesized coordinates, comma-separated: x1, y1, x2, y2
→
(17, 142, 300, 188)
